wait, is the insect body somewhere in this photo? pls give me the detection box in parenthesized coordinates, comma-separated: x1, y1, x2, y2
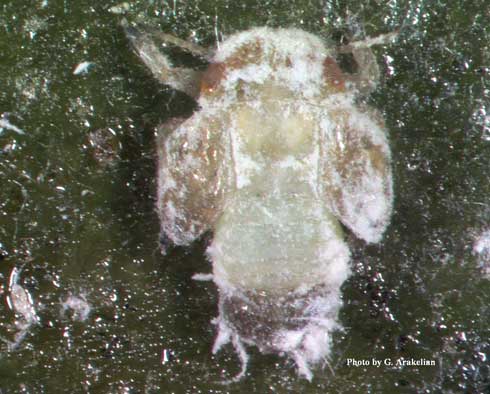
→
(125, 25, 394, 380)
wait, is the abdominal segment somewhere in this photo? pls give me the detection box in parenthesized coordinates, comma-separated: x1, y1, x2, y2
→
(209, 184, 350, 292)
(208, 180, 351, 380)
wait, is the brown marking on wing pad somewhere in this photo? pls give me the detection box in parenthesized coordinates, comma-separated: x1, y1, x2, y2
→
(157, 116, 229, 242)
(226, 40, 263, 70)
(324, 109, 391, 227)
(361, 137, 387, 174)
(327, 109, 387, 184)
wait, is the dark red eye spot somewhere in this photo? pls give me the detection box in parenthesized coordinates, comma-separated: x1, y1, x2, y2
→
(201, 62, 226, 94)
(323, 57, 346, 92)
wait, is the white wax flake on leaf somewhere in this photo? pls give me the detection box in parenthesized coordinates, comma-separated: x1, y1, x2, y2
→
(474, 230, 490, 254)
(73, 61, 94, 75)
(473, 230, 490, 278)
(61, 293, 91, 322)
(108, 2, 131, 14)
(0, 118, 25, 135)
(192, 273, 214, 281)
(6, 267, 40, 350)
(9, 284, 39, 326)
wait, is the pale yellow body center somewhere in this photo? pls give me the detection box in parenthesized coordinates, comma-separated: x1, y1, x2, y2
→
(211, 83, 349, 292)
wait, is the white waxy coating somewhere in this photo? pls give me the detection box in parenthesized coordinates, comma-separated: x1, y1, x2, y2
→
(212, 27, 330, 99)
